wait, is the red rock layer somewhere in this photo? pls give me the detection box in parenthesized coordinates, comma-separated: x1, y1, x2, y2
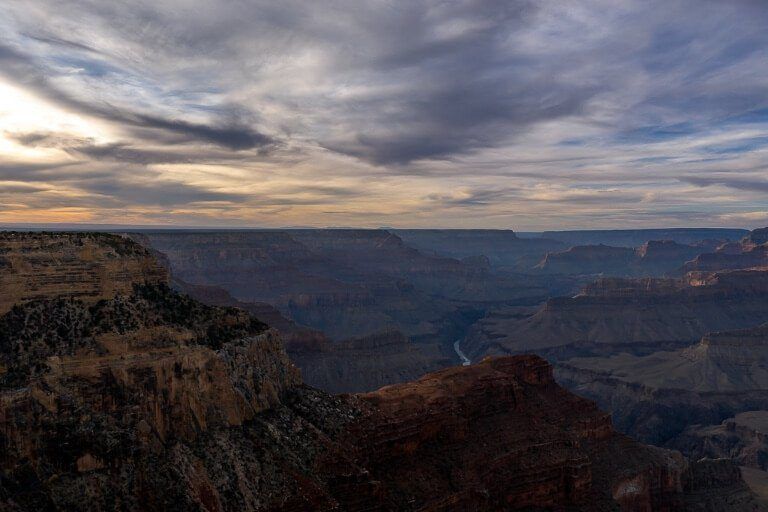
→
(353, 355, 684, 511)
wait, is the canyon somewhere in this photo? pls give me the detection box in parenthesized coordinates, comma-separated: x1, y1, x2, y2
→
(132, 228, 749, 394)
(3, 232, 759, 510)
(525, 228, 768, 503)
(132, 229, 571, 393)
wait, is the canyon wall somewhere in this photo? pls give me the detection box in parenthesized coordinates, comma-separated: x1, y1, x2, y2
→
(555, 322, 768, 445)
(0, 232, 167, 315)
(466, 269, 768, 360)
(2, 232, 757, 510)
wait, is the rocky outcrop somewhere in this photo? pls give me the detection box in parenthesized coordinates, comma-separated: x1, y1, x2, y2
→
(635, 240, 707, 275)
(681, 458, 760, 511)
(684, 227, 768, 272)
(356, 356, 761, 511)
(357, 355, 669, 510)
(392, 228, 565, 270)
(558, 323, 768, 394)
(465, 269, 768, 360)
(671, 412, 768, 471)
(555, 362, 768, 447)
(0, 232, 167, 315)
(171, 277, 328, 346)
(534, 240, 712, 277)
(172, 278, 451, 393)
(554, 323, 768, 445)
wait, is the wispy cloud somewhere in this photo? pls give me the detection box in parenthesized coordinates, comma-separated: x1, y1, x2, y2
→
(1, 0, 768, 228)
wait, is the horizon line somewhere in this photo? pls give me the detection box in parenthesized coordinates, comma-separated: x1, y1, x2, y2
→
(0, 222, 753, 233)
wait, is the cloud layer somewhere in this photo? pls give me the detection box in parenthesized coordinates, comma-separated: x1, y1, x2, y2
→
(1, 0, 768, 229)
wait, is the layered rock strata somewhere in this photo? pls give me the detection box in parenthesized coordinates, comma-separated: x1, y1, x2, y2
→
(684, 227, 768, 272)
(0, 232, 167, 315)
(466, 269, 768, 360)
(2, 232, 759, 510)
(171, 279, 449, 393)
(555, 323, 768, 445)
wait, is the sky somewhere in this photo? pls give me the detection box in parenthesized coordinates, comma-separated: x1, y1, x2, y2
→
(1, 0, 768, 230)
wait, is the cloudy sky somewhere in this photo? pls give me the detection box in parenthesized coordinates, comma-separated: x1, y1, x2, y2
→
(1, 0, 768, 229)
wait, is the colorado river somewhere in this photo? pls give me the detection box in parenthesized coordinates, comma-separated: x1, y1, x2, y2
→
(453, 339, 471, 366)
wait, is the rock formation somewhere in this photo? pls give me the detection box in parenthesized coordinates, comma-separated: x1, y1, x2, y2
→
(137, 230, 553, 342)
(536, 240, 714, 277)
(2, 232, 760, 510)
(671, 411, 768, 471)
(0, 232, 167, 315)
(684, 227, 768, 272)
(465, 269, 768, 360)
(287, 330, 450, 393)
(560, 323, 768, 393)
(536, 244, 637, 275)
(392, 228, 565, 270)
(555, 323, 768, 445)
(170, 270, 451, 394)
(132, 228, 569, 395)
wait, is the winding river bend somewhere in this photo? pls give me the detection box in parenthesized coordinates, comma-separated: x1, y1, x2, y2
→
(453, 339, 471, 366)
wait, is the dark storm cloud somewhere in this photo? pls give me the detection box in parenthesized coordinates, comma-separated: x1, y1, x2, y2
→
(307, 0, 599, 164)
(324, 85, 593, 165)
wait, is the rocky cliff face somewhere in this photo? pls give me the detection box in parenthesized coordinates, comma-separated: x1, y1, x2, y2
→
(465, 269, 768, 360)
(684, 227, 768, 272)
(538, 228, 747, 248)
(0, 232, 167, 315)
(534, 239, 706, 278)
(171, 277, 451, 393)
(554, 322, 768, 445)
(671, 411, 768, 471)
(536, 244, 636, 275)
(392, 228, 565, 270)
(3, 232, 758, 511)
(0, 234, 309, 510)
(354, 355, 759, 510)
